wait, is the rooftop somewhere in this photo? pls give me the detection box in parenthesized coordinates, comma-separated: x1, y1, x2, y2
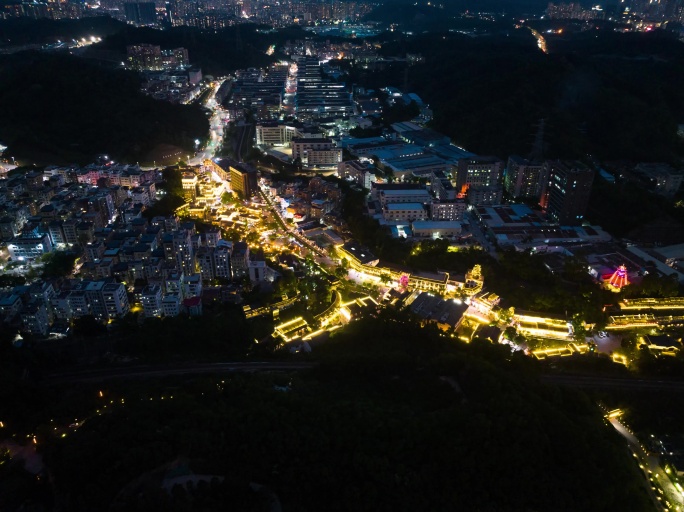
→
(412, 221, 461, 229)
(292, 137, 333, 144)
(475, 204, 542, 227)
(341, 241, 378, 265)
(655, 243, 684, 260)
(386, 203, 426, 210)
(380, 188, 431, 197)
(382, 154, 449, 172)
(409, 292, 468, 327)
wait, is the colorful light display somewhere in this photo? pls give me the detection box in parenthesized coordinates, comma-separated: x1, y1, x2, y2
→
(608, 265, 629, 289)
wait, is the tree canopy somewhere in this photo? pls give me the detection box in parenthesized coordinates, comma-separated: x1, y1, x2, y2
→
(0, 52, 209, 164)
(28, 313, 653, 511)
(353, 28, 684, 163)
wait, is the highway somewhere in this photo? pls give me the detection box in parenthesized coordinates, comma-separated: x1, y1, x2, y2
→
(40, 361, 318, 385)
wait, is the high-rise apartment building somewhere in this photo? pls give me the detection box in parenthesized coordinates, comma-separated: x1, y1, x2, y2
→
(213, 245, 232, 280)
(124, 2, 157, 25)
(141, 285, 163, 317)
(197, 247, 214, 281)
(102, 282, 131, 318)
(541, 161, 595, 226)
(182, 273, 203, 298)
(197, 244, 233, 281)
(163, 231, 196, 275)
(430, 200, 466, 221)
(338, 160, 376, 189)
(291, 138, 342, 168)
(21, 303, 50, 336)
(431, 170, 457, 201)
(255, 122, 299, 146)
(296, 57, 354, 119)
(455, 156, 503, 195)
(127, 44, 162, 70)
(66, 280, 130, 320)
(231, 242, 250, 278)
(181, 172, 198, 201)
(229, 162, 258, 198)
(504, 156, 547, 200)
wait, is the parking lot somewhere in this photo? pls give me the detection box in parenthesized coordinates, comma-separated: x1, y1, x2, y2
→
(593, 331, 622, 354)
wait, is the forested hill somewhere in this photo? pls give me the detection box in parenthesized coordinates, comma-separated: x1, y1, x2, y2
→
(364, 0, 553, 26)
(0, 52, 209, 165)
(29, 313, 653, 511)
(0, 17, 277, 76)
(0, 16, 124, 47)
(86, 24, 276, 76)
(365, 28, 684, 162)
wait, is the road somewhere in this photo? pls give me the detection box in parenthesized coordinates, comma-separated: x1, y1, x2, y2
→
(235, 121, 254, 162)
(259, 188, 326, 257)
(40, 361, 318, 385)
(189, 79, 228, 167)
(315, 290, 342, 323)
(463, 211, 498, 259)
(541, 374, 684, 392)
(610, 417, 683, 511)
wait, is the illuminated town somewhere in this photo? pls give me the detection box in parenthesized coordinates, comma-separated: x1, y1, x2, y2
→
(1, 1, 684, 510)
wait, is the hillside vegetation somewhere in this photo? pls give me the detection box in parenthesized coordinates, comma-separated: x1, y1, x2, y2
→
(0, 52, 209, 164)
(26, 314, 653, 511)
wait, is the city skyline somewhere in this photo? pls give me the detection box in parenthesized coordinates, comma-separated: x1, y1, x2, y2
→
(0, 5, 683, 511)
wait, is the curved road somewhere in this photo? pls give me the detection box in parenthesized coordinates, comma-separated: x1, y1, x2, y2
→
(609, 417, 677, 512)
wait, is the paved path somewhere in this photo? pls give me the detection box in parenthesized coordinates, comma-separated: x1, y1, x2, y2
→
(259, 189, 326, 257)
(610, 417, 683, 511)
(189, 79, 227, 166)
